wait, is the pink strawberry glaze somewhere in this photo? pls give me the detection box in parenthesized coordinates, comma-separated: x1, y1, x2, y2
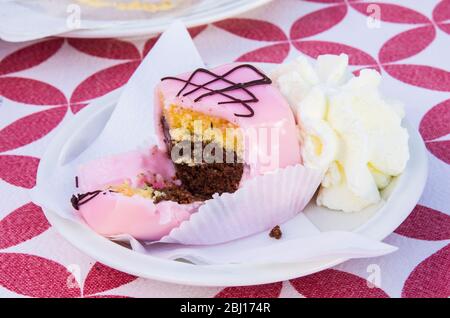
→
(77, 146, 201, 241)
(155, 63, 301, 177)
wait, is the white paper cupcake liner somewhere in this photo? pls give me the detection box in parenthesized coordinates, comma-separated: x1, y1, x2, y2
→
(158, 164, 323, 245)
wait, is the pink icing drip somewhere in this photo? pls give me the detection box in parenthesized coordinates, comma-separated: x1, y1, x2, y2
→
(77, 146, 200, 241)
(79, 193, 200, 241)
(78, 146, 175, 191)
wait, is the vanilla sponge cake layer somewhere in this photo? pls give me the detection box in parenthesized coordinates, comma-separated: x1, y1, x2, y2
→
(162, 104, 243, 159)
(160, 104, 244, 197)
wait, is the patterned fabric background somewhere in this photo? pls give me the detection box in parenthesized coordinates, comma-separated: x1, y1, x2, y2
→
(0, 0, 449, 298)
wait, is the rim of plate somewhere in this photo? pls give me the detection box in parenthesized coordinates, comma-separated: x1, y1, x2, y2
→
(36, 88, 428, 287)
(63, 0, 273, 38)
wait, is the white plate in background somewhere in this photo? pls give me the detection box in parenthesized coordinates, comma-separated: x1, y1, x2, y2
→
(0, 0, 272, 42)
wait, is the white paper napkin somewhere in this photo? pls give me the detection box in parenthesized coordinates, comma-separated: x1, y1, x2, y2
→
(76, 20, 204, 162)
(139, 214, 397, 265)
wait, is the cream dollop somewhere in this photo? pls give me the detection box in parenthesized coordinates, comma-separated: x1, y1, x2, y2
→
(273, 54, 409, 212)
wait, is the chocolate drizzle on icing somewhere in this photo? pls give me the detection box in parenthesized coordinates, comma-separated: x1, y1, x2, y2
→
(71, 190, 102, 211)
(161, 64, 272, 117)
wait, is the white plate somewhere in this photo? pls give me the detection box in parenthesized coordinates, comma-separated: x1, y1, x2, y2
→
(36, 88, 428, 286)
(69, 0, 272, 38)
(0, 0, 272, 41)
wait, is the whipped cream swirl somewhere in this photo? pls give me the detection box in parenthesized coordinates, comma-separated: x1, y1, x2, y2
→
(273, 54, 409, 212)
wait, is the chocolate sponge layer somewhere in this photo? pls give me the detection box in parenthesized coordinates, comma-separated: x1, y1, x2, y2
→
(154, 186, 206, 205)
(161, 116, 244, 201)
(175, 161, 243, 198)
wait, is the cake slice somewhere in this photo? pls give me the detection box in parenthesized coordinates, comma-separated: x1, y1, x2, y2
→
(155, 63, 301, 199)
(73, 63, 302, 241)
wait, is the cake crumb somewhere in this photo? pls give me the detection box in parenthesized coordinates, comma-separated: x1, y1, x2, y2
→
(269, 225, 282, 240)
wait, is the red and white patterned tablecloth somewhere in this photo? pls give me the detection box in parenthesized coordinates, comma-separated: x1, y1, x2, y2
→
(0, 0, 449, 298)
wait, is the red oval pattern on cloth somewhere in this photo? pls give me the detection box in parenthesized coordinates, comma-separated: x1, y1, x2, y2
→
(0, 39, 64, 76)
(290, 269, 389, 298)
(383, 64, 450, 92)
(142, 36, 160, 57)
(419, 99, 450, 141)
(433, 0, 450, 34)
(214, 18, 287, 41)
(395, 205, 450, 241)
(437, 23, 450, 34)
(290, 5, 347, 40)
(0, 106, 67, 153)
(379, 26, 436, 64)
(426, 140, 450, 164)
(236, 43, 290, 63)
(419, 99, 450, 163)
(402, 245, 450, 298)
(0, 203, 49, 249)
(0, 253, 81, 298)
(70, 103, 89, 114)
(0, 155, 39, 188)
(83, 262, 137, 296)
(0, 77, 67, 105)
(293, 40, 377, 66)
(68, 38, 141, 60)
(70, 61, 140, 104)
(215, 282, 282, 298)
(350, 2, 430, 24)
(0, 254, 133, 298)
(433, 0, 450, 23)
(188, 25, 208, 39)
